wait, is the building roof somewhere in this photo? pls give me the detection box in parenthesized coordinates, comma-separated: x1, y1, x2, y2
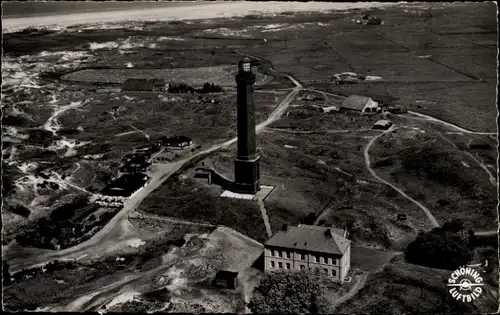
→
(126, 155, 150, 166)
(158, 135, 192, 146)
(215, 270, 239, 280)
(101, 173, 149, 197)
(265, 224, 350, 255)
(374, 119, 391, 126)
(341, 95, 376, 111)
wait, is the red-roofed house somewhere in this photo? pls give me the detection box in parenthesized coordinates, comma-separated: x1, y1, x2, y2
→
(264, 224, 351, 282)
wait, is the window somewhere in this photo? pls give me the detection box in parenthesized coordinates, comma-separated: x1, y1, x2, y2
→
(271, 250, 275, 257)
(315, 256, 320, 263)
(278, 262, 283, 269)
(300, 265, 305, 270)
(324, 269, 328, 274)
(332, 269, 337, 276)
(286, 263, 291, 270)
(278, 251, 282, 258)
(324, 257, 330, 265)
(270, 261, 275, 268)
(300, 254, 306, 260)
(286, 252, 291, 259)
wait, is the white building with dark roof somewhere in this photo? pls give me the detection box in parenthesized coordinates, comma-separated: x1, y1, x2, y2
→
(264, 224, 351, 282)
(341, 95, 380, 114)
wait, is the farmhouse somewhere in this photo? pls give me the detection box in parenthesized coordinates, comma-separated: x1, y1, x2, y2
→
(264, 224, 351, 283)
(341, 95, 380, 114)
(122, 78, 166, 92)
(212, 270, 239, 289)
(100, 173, 149, 197)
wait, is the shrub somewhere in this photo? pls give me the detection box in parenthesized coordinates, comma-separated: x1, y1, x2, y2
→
(9, 205, 31, 218)
(248, 269, 331, 314)
(404, 221, 473, 270)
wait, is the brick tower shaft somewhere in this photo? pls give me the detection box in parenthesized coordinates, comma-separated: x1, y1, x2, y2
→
(234, 57, 260, 194)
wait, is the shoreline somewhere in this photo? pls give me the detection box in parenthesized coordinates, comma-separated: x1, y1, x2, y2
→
(2, 1, 207, 19)
(3, 1, 392, 33)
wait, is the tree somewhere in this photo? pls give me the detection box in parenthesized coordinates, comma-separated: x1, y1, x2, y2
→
(3, 261, 11, 285)
(202, 82, 211, 93)
(248, 270, 331, 314)
(405, 222, 473, 270)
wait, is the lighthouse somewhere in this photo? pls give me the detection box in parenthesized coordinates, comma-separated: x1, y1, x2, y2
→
(233, 57, 261, 194)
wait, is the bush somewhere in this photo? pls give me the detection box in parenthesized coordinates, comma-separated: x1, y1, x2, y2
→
(248, 270, 331, 314)
(468, 139, 493, 150)
(405, 221, 473, 270)
(3, 261, 11, 286)
(9, 204, 31, 218)
(49, 194, 89, 221)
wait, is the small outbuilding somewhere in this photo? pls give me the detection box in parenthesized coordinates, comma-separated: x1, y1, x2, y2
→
(373, 119, 393, 130)
(212, 270, 239, 289)
(341, 95, 380, 114)
(320, 106, 339, 113)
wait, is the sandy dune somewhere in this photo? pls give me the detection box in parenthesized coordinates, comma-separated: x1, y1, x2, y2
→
(3, 1, 391, 33)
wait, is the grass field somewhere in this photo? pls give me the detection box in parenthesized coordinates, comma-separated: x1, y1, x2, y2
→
(62, 66, 238, 87)
(336, 262, 498, 314)
(368, 118, 497, 230)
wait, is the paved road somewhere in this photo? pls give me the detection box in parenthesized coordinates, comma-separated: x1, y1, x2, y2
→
(475, 230, 498, 236)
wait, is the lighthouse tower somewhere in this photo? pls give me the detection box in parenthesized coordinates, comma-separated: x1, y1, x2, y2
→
(233, 57, 261, 194)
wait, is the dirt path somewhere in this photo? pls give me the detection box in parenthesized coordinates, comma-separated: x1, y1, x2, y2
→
(128, 124, 150, 141)
(257, 198, 273, 238)
(332, 274, 368, 308)
(435, 130, 498, 188)
(364, 125, 440, 228)
(115, 130, 141, 137)
(474, 230, 498, 236)
(131, 209, 216, 228)
(407, 111, 497, 135)
(265, 127, 376, 134)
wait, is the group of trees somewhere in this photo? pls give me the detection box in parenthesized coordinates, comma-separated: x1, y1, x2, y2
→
(15, 196, 117, 250)
(248, 269, 331, 314)
(405, 219, 474, 270)
(168, 82, 223, 94)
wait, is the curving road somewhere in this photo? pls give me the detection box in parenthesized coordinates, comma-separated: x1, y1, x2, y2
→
(363, 125, 440, 228)
(407, 111, 497, 135)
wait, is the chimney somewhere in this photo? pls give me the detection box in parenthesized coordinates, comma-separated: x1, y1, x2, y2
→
(324, 229, 332, 238)
(281, 224, 288, 232)
(344, 227, 349, 238)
